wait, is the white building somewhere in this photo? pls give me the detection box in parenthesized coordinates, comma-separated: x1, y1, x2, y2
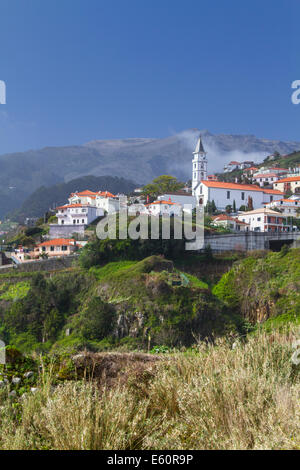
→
(253, 167, 289, 176)
(195, 181, 284, 211)
(37, 238, 78, 258)
(266, 198, 300, 218)
(212, 214, 250, 232)
(192, 138, 284, 210)
(224, 161, 254, 173)
(145, 200, 182, 217)
(192, 136, 207, 193)
(157, 191, 196, 213)
(55, 203, 103, 226)
(238, 208, 290, 233)
(69, 190, 119, 214)
(253, 172, 279, 187)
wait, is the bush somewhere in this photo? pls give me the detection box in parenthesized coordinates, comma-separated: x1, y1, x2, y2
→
(79, 297, 116, 341)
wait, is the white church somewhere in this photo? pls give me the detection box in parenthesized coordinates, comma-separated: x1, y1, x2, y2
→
(191, 136, 284, 211)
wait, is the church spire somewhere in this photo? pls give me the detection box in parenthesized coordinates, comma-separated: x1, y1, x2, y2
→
(192, 135, 208, 194)
(193, 135, 206, 155)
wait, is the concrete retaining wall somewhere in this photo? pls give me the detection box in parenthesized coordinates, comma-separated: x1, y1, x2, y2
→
(49, 224, 86, 239)
(0, 255, 77, 274)
(204, 232, 300, 252)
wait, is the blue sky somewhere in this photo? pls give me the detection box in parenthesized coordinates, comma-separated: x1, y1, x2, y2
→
(0, 0, 299, 154)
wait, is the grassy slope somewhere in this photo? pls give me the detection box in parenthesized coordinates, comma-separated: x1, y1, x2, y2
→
(0, 326, 298, 450)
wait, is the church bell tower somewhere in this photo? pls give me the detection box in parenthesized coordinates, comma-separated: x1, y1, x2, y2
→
(192, 135, 207, 195)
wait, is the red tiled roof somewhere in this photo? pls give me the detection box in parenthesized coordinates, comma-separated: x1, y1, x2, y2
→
(38, 239, 75, 247)
(266, 198, 299, 204)
(212, 214, 250, 225)
(270, 168, 289, 171)
(254, 173, 278, 178)
(202, 181, 263, 191)
(97, 191, 116, 198)
(243, 167, 258, 171)
(56, 204, 92, 210)
(201, 180, 284, 195)
(275, 176, 300, 183)
(146, 200, 179, 206)
(262, 188, 284, 195)
(212, 214, 236, 222)
(71, 190, 98, 197)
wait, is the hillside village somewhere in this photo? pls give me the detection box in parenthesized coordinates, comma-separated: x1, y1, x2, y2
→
(1, 136, 300, 266)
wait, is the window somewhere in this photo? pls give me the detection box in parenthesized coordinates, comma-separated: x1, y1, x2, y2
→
(61, 220, 64, 225)
(270, 196, 273, 202)
(257, 217, 261, 222)
(62, 246, 67, 251)
(82, 219, 85, 223)
(50, 246, 54, 251)
(73, 220, 76, 224)
(227, 191, 230, 199)
(241, 192, 245, 200)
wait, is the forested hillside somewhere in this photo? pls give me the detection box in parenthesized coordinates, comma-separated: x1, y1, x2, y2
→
(0, 243, 299, 354)
(8, 175, 137, 222)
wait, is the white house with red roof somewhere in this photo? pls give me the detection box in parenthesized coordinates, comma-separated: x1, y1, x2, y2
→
(266, 197, 300, 218)
(37, 238, 78, 257)
(224, 161, 254, 173)
(69, 189, 119, 213)
(273, 176, 300, 194)
(212, 214, 250, 232)
(243, 166, 259, 176)
(157, 191, 196, 212)
(253, 172, 279, 187)
(238, 208, 290, 233)
(55, 203, 102, 226)
(145, 200, 182, 217)
(191, 137, 284, 210)
(195, 180, 284, 211)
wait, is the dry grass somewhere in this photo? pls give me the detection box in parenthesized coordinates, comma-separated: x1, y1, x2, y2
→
(0, 328, 299, 450)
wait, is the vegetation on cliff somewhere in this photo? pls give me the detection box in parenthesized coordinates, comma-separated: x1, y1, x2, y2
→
(213, 247, 300, 327)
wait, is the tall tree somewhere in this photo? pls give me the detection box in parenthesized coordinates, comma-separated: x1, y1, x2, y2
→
(142, 175, 184, 200)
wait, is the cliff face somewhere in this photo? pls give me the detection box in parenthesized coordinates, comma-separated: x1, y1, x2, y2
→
(213, 248, 300, 326)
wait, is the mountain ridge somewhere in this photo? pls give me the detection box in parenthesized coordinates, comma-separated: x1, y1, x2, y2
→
(1, 129, 300, 218)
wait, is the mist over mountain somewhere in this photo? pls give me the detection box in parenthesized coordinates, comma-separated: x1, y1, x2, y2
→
(1, 129, 300, 218)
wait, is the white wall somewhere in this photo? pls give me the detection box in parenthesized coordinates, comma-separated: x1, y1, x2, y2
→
(196, 185, 283, 210)
(158, 193, 196, 212)
(57, 206, 102, 225)
(96, 196, 119, 214)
